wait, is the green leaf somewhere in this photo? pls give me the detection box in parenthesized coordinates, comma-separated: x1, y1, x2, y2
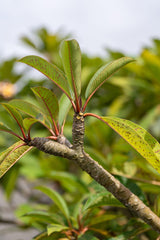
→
(18, 55, 71, 99)
(60, 39, 81, 97)
(1, 103, 24, 130)
(31, 87, 59, 125)
(33, 231, 65, 240)
(36, 185, 70, 219)
(50, 171, 88, 193)
(24, 211, 59, 224)
(85, 57, 135, 99)
(0, 122, 16, 136)
(23, 118, 41, 131)
(88, 213, 118, 226)
(9, 99, 41, 118)
(101, 116, 160, 174)
(0, 141, 31, 178)
(78, 232, 99, 240)
(58, 94, 71, 126)
(47, 224, 69, 235)
(82, 192, 124, 212)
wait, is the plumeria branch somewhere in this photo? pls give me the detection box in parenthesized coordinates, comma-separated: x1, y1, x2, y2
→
(28, 112, 160, 234)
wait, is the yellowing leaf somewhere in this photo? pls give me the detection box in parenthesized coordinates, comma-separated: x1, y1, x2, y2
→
(0, 141, 31, 178)
(101, 116, 160, 173)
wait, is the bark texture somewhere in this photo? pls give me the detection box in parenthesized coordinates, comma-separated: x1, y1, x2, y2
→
(29, 112, 160, 234)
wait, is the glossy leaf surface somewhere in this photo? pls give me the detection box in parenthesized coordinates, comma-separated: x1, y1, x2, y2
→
(85, 57, 135, 99)
(60, 39, 81, 97)
(101, 116, 160, 173)
(18, 55, 71, 98)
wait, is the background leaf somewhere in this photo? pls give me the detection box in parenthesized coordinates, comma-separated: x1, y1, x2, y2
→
(60, 39, 81, 97)
(47, 224, 69, 235)
(36, 185, 70, 220)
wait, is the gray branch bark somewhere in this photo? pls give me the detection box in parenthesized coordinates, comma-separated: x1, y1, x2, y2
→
(29, 112, 160, 234)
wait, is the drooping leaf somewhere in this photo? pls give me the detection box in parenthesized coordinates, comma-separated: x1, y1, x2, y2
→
(50, 171, 88, 193)
(18, 55, 71, 99)
(60, 39, 81, 97)
(58, 94, 71, 126)
(100, 116, 160, 173)
(0, 141, 31, 178)
(82, 192, 124, 212)
(47, 224, 69, 235)
(36, 185, 70, 220)
(23, 211, 60, 224)
(85, 57, 135, 100)
(1, 103, 24, 130)
(88, 213, 119, 226)
(9, 99, 41, 118)
(31, 87, 59, 125)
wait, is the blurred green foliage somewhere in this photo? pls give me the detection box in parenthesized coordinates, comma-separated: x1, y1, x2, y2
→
(1, 28, 160, 239)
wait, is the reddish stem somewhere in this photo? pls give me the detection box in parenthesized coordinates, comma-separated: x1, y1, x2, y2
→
(83, 112, 102, 120)
(45, 136, 58, 140)
(1, 130, 24, 141)
(52, 119, 59, 136)
(71, 100, 77, 112)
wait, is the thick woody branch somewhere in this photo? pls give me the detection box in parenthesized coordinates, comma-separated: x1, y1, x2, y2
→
(29, 112, 160, 233)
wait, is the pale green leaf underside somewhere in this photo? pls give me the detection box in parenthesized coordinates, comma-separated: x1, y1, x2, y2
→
(9, 99, 41, 118)
(23, 118, 40, 131)
(36, 185, 69, 219)
(60, 39, 81, 97)
(101, 116, 160, 173)
(18, 55, 71, 99)
(32, 87, 59, 124)
(0, 141, 31, 178)
(85, 57, 135, 99)
(47, 224, 69, 235)
(58, 94, 71, 126)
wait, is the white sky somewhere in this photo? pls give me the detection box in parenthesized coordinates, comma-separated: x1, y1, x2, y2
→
(1, 0, 160, 59)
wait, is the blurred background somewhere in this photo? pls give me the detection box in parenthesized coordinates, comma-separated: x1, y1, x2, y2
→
(1, 0, 160, 59)
(1, 1, 160, 239)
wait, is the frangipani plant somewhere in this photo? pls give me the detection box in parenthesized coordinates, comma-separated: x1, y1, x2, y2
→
(1, 39, 160, 237)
